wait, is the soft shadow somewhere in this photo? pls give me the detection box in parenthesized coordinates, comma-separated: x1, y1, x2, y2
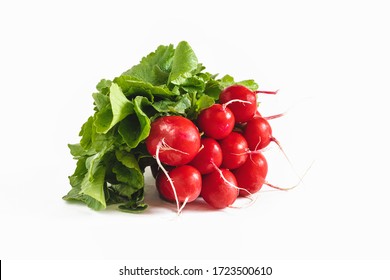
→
(143, 182, 218, 214)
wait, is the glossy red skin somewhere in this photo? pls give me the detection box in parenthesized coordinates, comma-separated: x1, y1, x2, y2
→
(234, 152, 268, 196)
(243, 117, 273, 150)
(219, 132, 249, 170)
(219, 85, 257, 123)
(201, 169, 239, 209)
(197, 104, 235, 140)
(189, 138, 223, 174)
(146, 116, 201, 166)
(156, 165, 202, 203)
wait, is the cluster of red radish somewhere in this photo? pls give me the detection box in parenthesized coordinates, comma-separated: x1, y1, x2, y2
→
(146, 85, 285, 213)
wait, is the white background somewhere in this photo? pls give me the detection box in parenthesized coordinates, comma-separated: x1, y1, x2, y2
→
(1, 0, 389, 267)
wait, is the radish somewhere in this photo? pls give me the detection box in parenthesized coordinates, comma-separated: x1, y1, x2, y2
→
(201, 168, 239, 209)
(156, 165, 202, 204)
(234, 152, 268, 196)
(189, 138, 223, 175)
(243, 117, 275, 150)
(219, 85, 257, 123)
(146, 116, 201, 166)
(244, 116, 308, 192)
(219, 132, 249, 170)
(197, 104, 235, 140)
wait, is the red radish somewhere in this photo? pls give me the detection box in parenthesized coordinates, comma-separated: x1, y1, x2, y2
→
(243, 117, 274, 150)
(189, 138, 223, 174)
(244, 117, 306, 192)
(156, 165, 202, 203)
(234, 152, 268, 196)
(244, 116, 293, 168)
(197, 104, 235, 140)
(146, 116, 200, 166)
(219, 132, 249, 170)
(219, 85, 257, 123)
(201, 168, 239, 209)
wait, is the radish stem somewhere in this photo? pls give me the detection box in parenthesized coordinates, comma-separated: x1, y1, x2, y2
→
(255, 89, 279, 95)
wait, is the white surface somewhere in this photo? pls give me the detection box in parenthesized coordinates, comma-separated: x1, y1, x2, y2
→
(0, 0, 389, 261)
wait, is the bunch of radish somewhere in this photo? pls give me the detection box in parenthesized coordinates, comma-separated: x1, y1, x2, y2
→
(146, 84, 286, 213)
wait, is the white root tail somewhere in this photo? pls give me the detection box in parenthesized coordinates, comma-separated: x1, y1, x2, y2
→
(254, 136, 262, 151)
(263, 160, 314, 191)
(271, 137, 308, 188)
(155, 139, 189, 215)
(178, 197, 189, 213)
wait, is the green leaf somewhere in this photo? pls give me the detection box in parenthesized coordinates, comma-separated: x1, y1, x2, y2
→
(219, 74, 235, 89)
(90, 126, 115, 152)
(123, 44, 175, 85)
(95, 83, 134, 133)
(134, 95, 154, 125)
(118, 201, 148, 213)
(112, 164, 142, 198)
(168, 41, 198, 85)
(68, 143, 88, 158)
(96, 79, 112, 93)
(115, 149, 142, 172)
(94, 106, 112, 132)
(114, 75, 176, 101)
(118, 189, 147, 213)
(108, 82, 134, 125)
(106, 187, 129, 205)
(111, 150, 144, 198)
(218, 75, 259, 91)
(196, 95, 215, 111)
(204, 78, 223, 100)
(68, 157, 88, 189)
(92, 92, 110, 111)
(152, 94, 191, 114)
(93, 79, 112, 111)
(85, 152, 103, 180)
(236, 79, 259, 90)
(175, 75, 206, 94)
(118, 115, 141, 149)
(64, 156, 106, 211)
(80, 164, 106, 210)
(118, 96, 151, 149)
(63, 186, 106, 211)
(79, 116, 94, 151)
